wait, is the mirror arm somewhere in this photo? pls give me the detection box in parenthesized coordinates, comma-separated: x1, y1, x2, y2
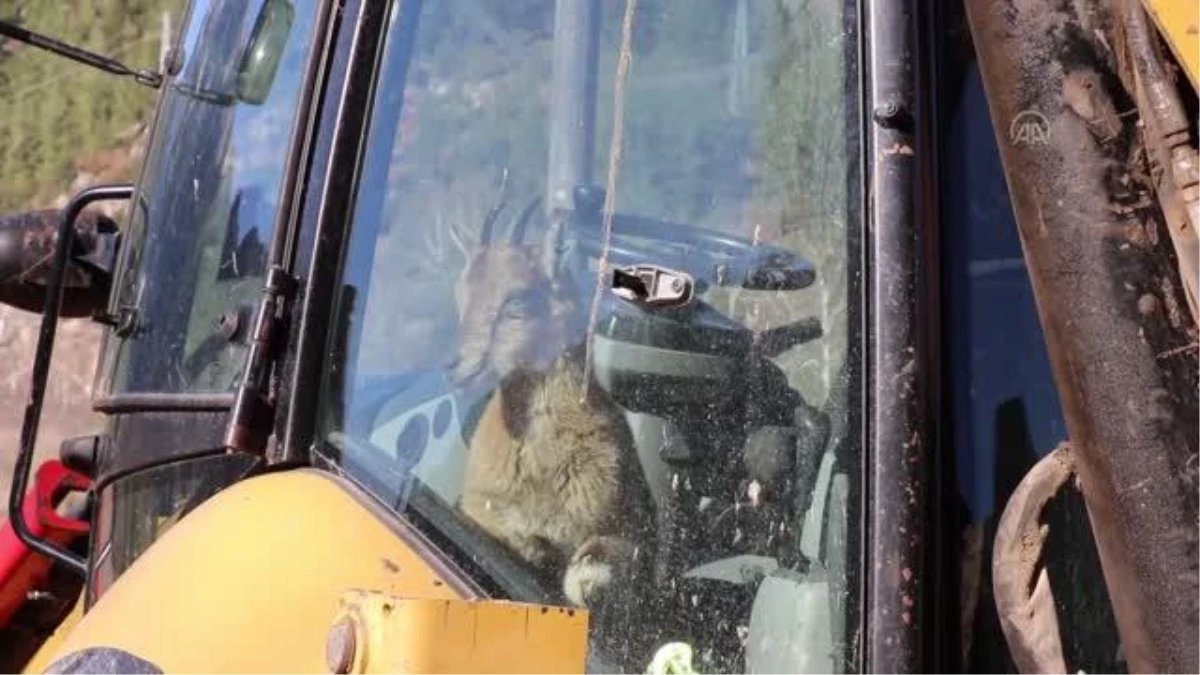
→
(0, 19, 162, 88)
(7, 184, 134, 576)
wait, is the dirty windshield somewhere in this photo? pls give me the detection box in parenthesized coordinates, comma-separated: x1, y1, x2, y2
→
(97, 0, 317, 396)
(319, 0, 861, 671)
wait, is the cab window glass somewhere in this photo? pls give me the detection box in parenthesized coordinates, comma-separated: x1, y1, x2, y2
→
(99, 0, 317, 395)
(87, 452, 256, 604)
(319, 1, 861, 671)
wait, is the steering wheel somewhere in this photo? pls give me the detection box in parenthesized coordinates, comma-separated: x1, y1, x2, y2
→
(561, 185, 816, 293)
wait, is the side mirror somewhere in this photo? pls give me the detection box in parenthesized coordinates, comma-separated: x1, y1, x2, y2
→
(0, 208, 120, 318)
(236, 0, 295, 105)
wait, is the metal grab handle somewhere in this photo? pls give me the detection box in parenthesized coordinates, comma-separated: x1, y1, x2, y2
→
(7, 184, 134, 575)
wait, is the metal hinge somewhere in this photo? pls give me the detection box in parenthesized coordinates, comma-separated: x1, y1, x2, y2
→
(223, 265, 297, 456)
(91, 303, 139, 337)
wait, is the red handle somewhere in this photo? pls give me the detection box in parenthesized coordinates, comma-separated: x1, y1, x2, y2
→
(0, 459, 91, 628)
(32, 459, 91, 537)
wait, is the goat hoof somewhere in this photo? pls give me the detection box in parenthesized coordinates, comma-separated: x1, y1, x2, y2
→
(563, 535, 635, 608)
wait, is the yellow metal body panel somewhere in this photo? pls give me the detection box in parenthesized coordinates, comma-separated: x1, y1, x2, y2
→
(38, 469, 483, 673)
(1141, 0, 1199, 89)
(329, 590, 589, 673)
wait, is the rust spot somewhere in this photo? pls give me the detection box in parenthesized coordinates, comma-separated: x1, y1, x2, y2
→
(1157, 342, 1199, 359)
(541, 607, 549, 614)
(1138, 294, 1159, 315)
(382, 603, 393, 616)
(567, 609, 576, 617)
(1160, 276, 1186, 329)
(381, 558, 401, 574)
(1062, 70, 1101, 120)
(1123, 220, 1150, 247)
(432, 579, 444, 587)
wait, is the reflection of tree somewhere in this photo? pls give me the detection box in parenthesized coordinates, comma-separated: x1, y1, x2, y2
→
(737, 0, 850, 406)
(392, 0, 773, 235)
(360, 0, 854, 402)
(0, 0, 172, 211)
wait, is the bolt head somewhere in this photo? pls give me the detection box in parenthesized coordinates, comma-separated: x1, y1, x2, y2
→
(216, 311, 241, 340)
(326, 617, 357, 674)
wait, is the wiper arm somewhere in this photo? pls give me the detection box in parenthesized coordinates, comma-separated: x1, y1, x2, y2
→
(0, 19, 162, 89)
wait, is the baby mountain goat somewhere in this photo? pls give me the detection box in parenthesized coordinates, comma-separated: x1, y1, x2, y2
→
(448, 196, 654, 611)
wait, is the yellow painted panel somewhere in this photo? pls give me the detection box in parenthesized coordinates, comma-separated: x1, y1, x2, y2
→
(332, 591, 589, 674)
(1142, 0, 1199, 89)
(39, 470, 473, 673)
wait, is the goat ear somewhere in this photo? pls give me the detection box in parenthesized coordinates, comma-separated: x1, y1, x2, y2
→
(508, 196, 542, 245)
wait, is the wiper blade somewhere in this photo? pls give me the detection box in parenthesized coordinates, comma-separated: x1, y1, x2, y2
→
(0, 19, 162, 88)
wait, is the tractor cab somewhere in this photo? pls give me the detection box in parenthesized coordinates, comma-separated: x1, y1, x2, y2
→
(2, 2, 866, 670)
(0, 0, 1195, 673)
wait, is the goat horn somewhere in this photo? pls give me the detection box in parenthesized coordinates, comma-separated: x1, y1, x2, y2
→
(479, 200, 505, 245)
(479, 168, 512, 245)
(508, 196, 542, 244)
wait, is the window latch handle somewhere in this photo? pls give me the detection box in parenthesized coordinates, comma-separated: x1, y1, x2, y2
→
(611, 264, 694, 309)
